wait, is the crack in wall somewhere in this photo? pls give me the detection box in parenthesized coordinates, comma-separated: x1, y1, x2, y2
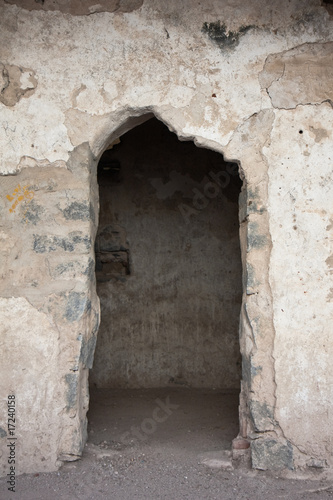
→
(259, 42, 333, 110)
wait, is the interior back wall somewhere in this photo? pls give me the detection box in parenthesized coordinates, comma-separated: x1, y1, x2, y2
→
(90, 118, 243, 389)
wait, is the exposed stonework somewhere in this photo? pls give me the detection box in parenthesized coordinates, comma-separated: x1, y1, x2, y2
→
(0, 145, 100, 471)
(223, 109, 293, 466)
(0, 0, 332, 478)
(251, 438, 294, 470)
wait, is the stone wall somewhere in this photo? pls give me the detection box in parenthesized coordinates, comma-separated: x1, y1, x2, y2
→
(0, 0, 332, 475)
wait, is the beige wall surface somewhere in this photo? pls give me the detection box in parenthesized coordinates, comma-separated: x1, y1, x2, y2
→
(0, 0, 332, 475)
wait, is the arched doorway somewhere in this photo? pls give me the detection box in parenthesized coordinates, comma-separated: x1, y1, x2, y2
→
(88, 116, 243, 459)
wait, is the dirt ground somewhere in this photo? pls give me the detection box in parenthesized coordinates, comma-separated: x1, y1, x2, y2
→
(1, 388, 333, 500)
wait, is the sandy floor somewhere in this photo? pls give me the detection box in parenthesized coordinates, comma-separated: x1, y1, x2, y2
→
(1, 388, 332, 499)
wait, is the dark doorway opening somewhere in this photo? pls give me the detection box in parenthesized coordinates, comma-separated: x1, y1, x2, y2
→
(88, 117, 243, 460)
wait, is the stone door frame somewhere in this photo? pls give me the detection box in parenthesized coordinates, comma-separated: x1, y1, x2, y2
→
(78, 107, 291, 470)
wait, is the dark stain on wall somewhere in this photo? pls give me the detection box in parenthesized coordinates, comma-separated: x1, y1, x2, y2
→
(201, 21, 254, 50)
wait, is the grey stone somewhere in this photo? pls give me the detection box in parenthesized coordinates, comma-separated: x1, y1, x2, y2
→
(21, 200, 44, 225)
(83, 257, 96, 281)
(247, 221, 267, 251)
(246, 263, 260, 291)
(80, 335, 97, 369)
(62, 201, 91, 221)
(241, 356, 262, 388)
(64, 292, 88, 322)
(307, 458, 328, 469)
(33, 232, 91, 253)
(251, 438, 294, 470)
(65, 373, 78, 410)
(249, 400, 275, 432)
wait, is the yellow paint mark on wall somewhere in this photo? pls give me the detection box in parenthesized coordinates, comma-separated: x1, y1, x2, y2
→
(6, 184, 34, 221)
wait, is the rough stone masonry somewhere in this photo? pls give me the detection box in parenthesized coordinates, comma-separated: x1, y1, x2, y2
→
(0, 0, 332, 476)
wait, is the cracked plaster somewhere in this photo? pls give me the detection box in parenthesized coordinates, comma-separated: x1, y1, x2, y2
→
(0, 0, 332, 476)
(259, 42, 333, 109)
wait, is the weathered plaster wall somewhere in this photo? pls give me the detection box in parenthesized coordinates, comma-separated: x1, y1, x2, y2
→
(266, 103, 333, 469)
(91, 118, 242, 389)
(0, 153, 100, 474)
(0, 0, 332, 476)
